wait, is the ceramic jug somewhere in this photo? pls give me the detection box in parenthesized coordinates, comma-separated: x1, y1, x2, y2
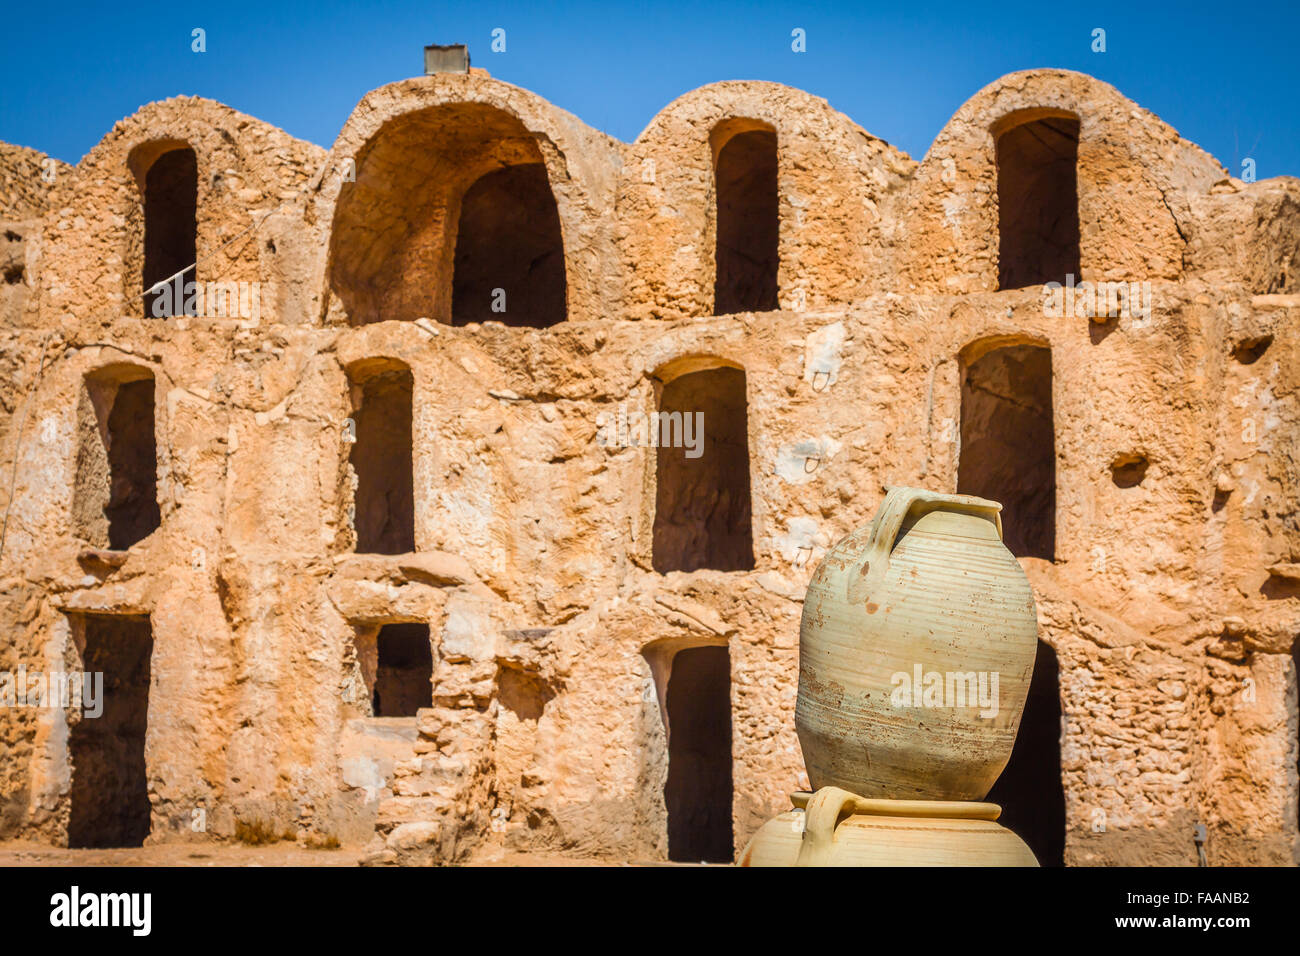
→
(795, 486, 1039, 801)
(737, 787, 1038, 867)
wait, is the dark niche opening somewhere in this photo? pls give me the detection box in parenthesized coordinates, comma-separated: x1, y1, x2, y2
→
(74, 368, 160, 551)
(142, 147, 197, 317)
(665, 645, 733, 863)
(373, 623, 433, 717)
(105, 379, 161, 550)
(958, 344, 1055, 560)
(68, 615, 153, 848)
(714, 127, 778, 315)
(997, 115, 1080, 290)
(652, 365, 753, 573)
(350, 363, 415, 555)
(1294, 639, 1300, 833)
(1232, 335, 1273, 365)
(986, 639, 1066, 866)
(452, 164, 566, 328)
(1110, 452, 1149, 489)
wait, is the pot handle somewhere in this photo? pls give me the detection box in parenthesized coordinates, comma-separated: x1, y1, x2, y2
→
(795, 786, 858, 866)
(862, 487, 1004, 579)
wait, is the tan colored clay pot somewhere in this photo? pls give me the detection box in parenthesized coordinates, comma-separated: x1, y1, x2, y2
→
(736, 787, 1039, 867)
(796, 487, 1039, 801)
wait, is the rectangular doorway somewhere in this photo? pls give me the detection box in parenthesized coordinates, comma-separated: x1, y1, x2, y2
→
(665, 644, 733, 862)
(373, 623, 433, 717)
(67, 615, 153, 848)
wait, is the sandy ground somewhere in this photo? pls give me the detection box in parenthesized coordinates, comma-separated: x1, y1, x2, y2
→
(0, 840, 679, 867)
(0, 840, 365, 867)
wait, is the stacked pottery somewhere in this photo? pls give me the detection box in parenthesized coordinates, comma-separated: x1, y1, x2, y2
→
(739, 486, 1041, 866)
(737, 789, 1037, 867)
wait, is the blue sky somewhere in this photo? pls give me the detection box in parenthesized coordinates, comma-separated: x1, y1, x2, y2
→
(2, 0, 1297, 178)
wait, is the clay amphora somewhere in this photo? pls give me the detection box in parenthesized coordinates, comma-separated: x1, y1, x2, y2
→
(795, 487, 1039, 801)
(737, 787, 1038, 867)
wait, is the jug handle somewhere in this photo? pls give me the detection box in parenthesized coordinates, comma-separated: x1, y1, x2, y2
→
(795, 786, 858, 866)
(862, 487, 1004, 581)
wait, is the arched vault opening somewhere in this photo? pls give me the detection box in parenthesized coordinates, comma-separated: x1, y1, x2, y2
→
(329, 103, 567, 328)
